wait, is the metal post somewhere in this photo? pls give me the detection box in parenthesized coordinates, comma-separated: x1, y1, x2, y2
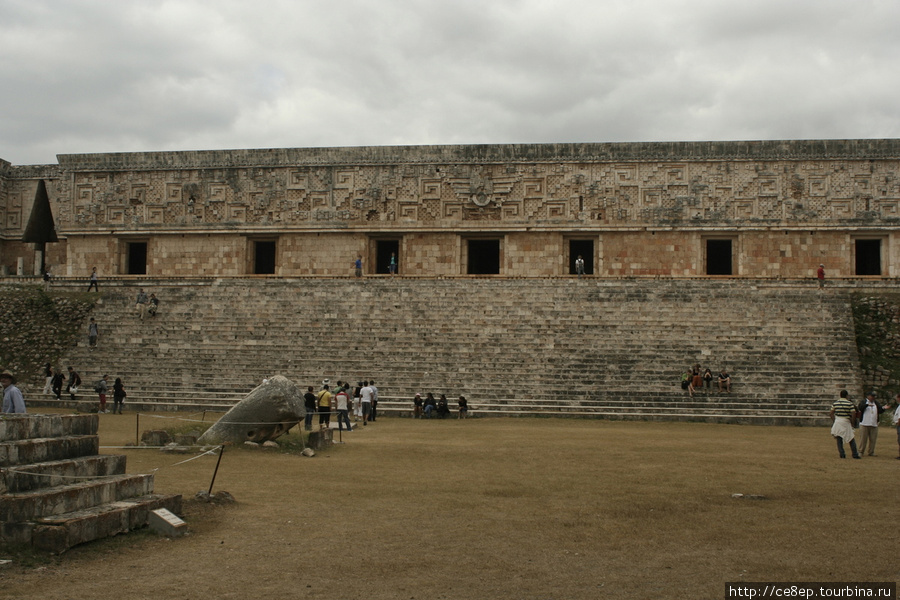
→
(207, 445, 225, 496)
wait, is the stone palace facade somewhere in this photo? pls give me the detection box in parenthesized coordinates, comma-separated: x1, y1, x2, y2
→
(2, 139, 899, 279)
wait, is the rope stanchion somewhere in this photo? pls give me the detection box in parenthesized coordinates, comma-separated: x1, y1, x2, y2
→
(208, 445, 225, 495)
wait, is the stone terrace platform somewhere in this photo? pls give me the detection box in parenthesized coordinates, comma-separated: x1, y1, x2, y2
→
(23, 276, 867, 425)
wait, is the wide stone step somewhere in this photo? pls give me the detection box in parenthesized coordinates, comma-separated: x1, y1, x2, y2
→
(0, 414, 97, 443)
(32, 493, 183, 553)
(0, 455, 127, 494)
(0, 473, 155, 521)
(0, 435, 99, 467)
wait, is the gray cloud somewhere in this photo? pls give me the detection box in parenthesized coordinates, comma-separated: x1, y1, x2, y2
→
(1, 0, 899, 165)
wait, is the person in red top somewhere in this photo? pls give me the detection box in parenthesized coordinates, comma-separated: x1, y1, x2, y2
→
(817, 264, 825, 288)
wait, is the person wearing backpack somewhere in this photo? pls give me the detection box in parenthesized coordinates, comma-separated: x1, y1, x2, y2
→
(95, 374, 109, 413)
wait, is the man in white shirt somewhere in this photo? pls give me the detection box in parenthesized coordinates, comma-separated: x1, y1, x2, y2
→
(359, 381, 373, 426)
(857, 391, 887, 457)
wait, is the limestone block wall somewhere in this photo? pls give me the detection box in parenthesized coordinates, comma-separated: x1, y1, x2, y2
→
(282, 233, 368, 276)
(505, 232, 562, 277)
(3, 140, 900, 278)
(399, 233, 459, 276)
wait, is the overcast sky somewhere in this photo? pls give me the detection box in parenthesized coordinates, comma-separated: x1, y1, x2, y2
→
(2, 0, 899, 166)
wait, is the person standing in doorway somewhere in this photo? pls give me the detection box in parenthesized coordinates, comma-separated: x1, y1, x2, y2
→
(575, 255, 585, 278)
(389, 252, 397, 276)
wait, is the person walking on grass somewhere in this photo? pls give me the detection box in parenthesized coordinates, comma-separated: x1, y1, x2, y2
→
(830, 390, 860, 459)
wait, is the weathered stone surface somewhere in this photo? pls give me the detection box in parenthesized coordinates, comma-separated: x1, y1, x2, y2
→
(196, 376, 304, 445)
(306, 428, 332, 450)
(140, 430, 172, 446)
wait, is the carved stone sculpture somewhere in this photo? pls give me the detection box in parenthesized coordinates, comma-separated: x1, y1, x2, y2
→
(197, 375, 304, 445)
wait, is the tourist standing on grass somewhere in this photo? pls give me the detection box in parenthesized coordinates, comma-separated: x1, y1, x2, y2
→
(303, 386, 317, 430)
(88, 317, 100, 350)
(317, 384, 332, 428)
(353, 382, 363, 422)
(95, 374, 109, 413)
(830, 390, 860, 459)
(370, 380, 378, 421)
(1, 370, 26, 413)
(856, 391, 887, 457)
(359, 381, 373, 425)
(42, 363, 54, 395)
(335, 384, 353, 432)
(112, 377, 126, 414)
(87, 267, 99, 292)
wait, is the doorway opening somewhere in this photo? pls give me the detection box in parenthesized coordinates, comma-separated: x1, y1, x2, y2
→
(706, 239, 733, 275)
(254, 241, 276, 275)
(127, 242, 147, 275)
(569, 240, 594, 275)
(855, 239, 882, 275)
(467, 239, 501, 274)
(376, 240, 400, 274)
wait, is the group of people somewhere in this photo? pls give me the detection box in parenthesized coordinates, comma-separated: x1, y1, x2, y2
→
(681, 365, 731, 397)
(40, 364, 127, 414)
(413, 392, 469, 419)
(135, 288, 160, 321)
(829, 390, 900, 459)
(303, 379, 380, 432)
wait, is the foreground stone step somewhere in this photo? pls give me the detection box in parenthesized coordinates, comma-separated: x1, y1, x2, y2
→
(0, 414, 97, 443)
(0, 436, 99, 468)
(0, 474, 155, 522)
(32, 493, 183, 554)
(0, 455, 127, 494)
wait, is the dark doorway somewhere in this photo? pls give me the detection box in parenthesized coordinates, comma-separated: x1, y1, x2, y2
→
(254, 241, 276, 275)
(569, 240, 594, 275)
(376, 240, 400, 274)
(706, 239, 733, 275)
(467, 239, 500, 274)
(855, 239, 882, 275)
(127, 242, 147, 275)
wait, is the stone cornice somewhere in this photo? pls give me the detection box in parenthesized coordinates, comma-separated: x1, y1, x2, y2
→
(50, 139, 900, 172)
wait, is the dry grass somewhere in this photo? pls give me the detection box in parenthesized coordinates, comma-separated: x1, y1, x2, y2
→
(2, 410, 898, 600)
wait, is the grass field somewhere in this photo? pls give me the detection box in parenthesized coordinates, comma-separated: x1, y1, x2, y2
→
(2, 410, 898, 600)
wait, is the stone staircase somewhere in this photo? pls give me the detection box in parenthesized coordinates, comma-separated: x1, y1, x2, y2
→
(24, 277, 864, 425)
(0, 413, 182, 553)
